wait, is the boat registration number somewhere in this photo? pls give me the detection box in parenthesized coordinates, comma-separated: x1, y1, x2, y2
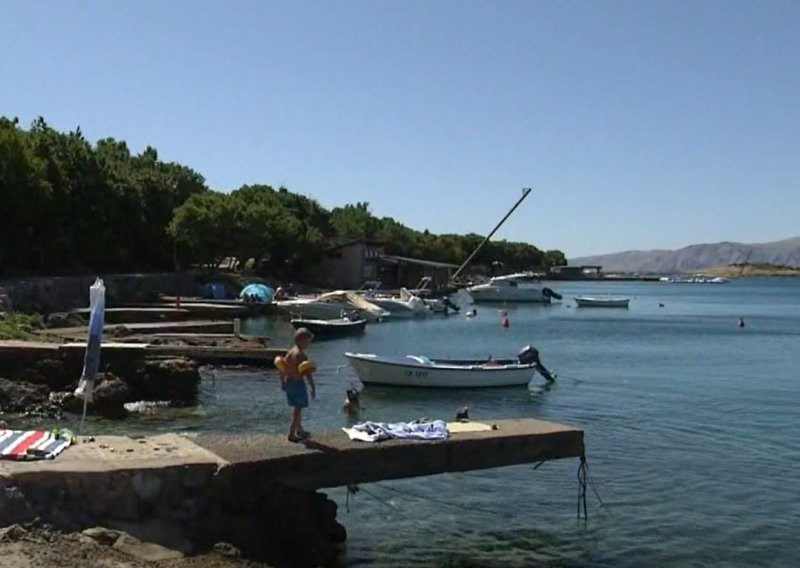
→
(404, 370, 428, 378)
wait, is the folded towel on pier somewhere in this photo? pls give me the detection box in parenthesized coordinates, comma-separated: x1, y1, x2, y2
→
(0, 430, 72, 461)
(343, 420, 449, 442)
(446, 421, 494, 433)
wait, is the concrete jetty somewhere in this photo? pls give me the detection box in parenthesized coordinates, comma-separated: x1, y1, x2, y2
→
(1, 418, 583, 488)
(0, 419, 583, 566)
(196, 418, 584, 489)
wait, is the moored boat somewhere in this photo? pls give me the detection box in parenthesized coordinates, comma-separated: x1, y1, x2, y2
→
(466, 273, 561, 303)
(362, 287, 431, 318)
(291, 316, 367, 338)
(276, 291, 389, 321)
(344, 345, 555, 388)
(574, 296, 630, 308)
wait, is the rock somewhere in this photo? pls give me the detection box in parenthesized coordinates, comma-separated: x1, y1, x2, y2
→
(32, 358, 70, 389)
(0, 378, 50, 412)
(55, 373, 130, 419)
(113, 533, 185, 562)
(81, 526, 122, 546)
(92, 374, 130, 419)
(141, 358, 200, 404)
(213, 542, 242, 558)
(45, 312, 86, 328)
(0, 485, 35, 526)
(0, 524, 28, 542)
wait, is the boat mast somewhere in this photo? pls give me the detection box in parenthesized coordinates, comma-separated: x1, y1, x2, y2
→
(450, 187, 533, 283)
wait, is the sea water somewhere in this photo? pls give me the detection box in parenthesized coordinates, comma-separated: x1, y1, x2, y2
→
(54, 279, 800, 567)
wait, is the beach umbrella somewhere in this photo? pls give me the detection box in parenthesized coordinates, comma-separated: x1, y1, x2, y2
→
(74, 278, 105, 433)
(239, 283, 274, 301)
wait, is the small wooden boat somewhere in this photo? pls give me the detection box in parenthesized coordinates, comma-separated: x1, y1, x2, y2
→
(291, 317, 367, 339)
(344, 346, 554, 388)
(574, 296, 630, 308)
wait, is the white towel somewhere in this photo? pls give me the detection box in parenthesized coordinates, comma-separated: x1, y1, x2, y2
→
(343, 420, 448, 442)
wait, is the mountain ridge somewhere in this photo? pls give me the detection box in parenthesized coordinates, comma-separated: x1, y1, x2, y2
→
(569, 237, 800, 273)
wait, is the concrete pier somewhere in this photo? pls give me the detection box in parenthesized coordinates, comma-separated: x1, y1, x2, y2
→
(196, 418, 583, 489)
(0, 419, 583, 567)
(1, 418, 583, 489)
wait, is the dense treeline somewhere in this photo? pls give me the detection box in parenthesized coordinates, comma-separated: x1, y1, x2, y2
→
(0, 117, 565, 279)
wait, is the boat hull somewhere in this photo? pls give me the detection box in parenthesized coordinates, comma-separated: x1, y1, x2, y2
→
(367, 298, 429, 318)
(291, 318, 366, 338)
(345, 353, 537, 388)
(277, 300, 387, 321)
(468, 289, 551, 303)
(574, 297, 630, 308)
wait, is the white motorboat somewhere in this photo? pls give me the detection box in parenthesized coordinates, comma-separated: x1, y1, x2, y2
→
(574, 296, 630, 308)
(276, 291, 389, 321)
(358, 278, 459, 316)
(466, 273, 561, 303)
(362, 287, 431, 318)
(344, 345, 555, 388)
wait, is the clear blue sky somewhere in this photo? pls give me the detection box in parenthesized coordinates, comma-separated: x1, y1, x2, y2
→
(2, 1, 798, 257)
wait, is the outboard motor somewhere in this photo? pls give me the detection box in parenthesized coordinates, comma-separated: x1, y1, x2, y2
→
(542, 287, 563, 301)
(442, 296, 460, 313)
(518, 345, 556, 382)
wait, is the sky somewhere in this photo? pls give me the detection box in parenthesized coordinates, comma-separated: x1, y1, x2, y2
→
(2, 1, 799, 257)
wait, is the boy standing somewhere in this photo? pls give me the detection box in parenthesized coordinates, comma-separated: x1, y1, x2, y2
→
(281, 328, 316, 442)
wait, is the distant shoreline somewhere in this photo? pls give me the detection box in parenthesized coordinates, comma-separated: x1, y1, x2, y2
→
(694, 263, 800, 278)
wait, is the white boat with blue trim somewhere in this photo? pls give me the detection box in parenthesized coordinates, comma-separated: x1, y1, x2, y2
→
(344, 345, 555, 388)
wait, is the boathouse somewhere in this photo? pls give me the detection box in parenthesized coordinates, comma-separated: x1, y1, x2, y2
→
(318, 239, 457, 289)
(548, 265, 602, 280)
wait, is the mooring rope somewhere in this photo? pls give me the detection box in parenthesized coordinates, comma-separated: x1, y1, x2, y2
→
(347, 484, 404, 515)
(577, 455, 588, 520)
(582, 459, 606, 509)
(552, 372, 583, 385)
(375, 483, 507, 517)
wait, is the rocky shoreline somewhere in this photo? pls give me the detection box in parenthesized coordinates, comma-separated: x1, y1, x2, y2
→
(0, 521, 272, 567)
(0, 352, 201, 421)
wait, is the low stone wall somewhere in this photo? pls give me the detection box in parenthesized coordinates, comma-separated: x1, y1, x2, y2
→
(3, 272, 197, 313)
(0, 456, 345, 567)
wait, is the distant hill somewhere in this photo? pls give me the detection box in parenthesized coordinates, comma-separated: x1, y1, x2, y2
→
(569, 237, 800, 273)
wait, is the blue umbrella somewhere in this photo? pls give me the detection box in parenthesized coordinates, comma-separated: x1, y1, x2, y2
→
(239, 283, 274, 302)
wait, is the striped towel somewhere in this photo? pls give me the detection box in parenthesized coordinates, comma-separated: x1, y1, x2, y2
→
(0, 430, 72, 461)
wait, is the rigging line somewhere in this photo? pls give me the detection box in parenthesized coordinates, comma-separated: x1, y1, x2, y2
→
(374, 483, 506, 517)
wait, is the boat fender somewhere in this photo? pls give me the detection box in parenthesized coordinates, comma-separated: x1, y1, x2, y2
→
(298, 360, 317, 375)
(274, 355, 287, 374)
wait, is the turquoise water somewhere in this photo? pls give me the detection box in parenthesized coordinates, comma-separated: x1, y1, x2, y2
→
(64, 279, 800, 566)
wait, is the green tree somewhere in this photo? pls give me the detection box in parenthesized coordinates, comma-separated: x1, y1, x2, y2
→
(168, 192, 235, 269)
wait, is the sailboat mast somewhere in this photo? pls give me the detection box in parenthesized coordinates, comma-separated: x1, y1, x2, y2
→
(450, 187, 532, 283)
